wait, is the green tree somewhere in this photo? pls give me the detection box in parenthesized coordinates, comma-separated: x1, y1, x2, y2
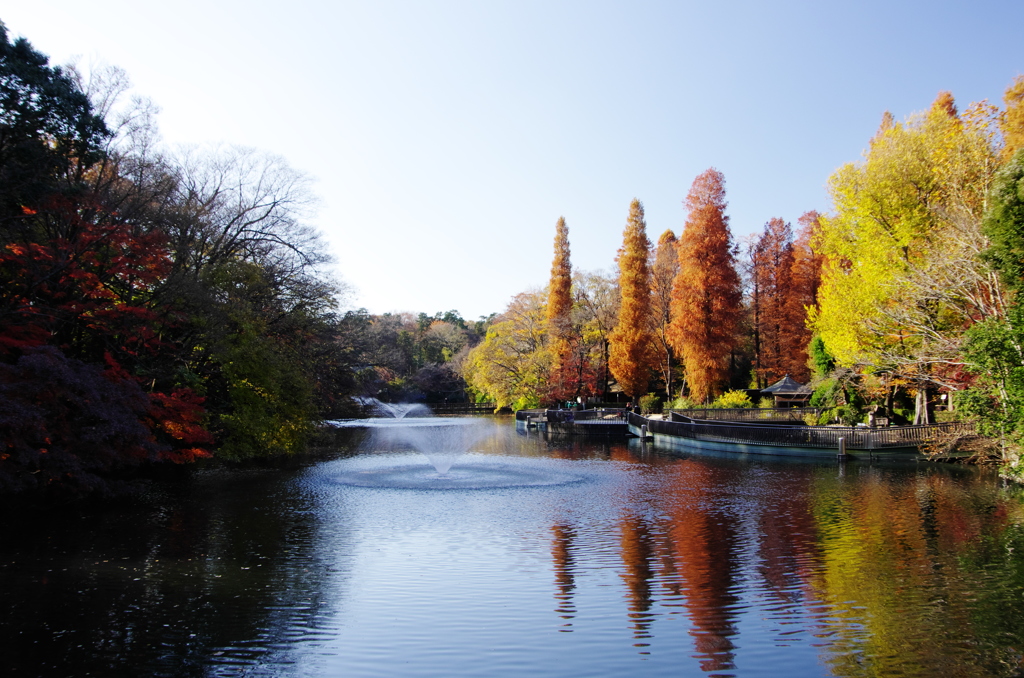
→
(962, 149, 1024, 458)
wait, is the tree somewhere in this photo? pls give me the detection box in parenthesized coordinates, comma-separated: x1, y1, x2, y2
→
(546, 216, 576, 399)
(749, 218, 796, 385)
(1002, 75, 1024, 162)
(608, 200, 656, 399)
(651, 230, 679, 397)
(0, 22, 108, 224)
(810, 93, 1004, 388)
(0, 33, 217, 494)
(960, 149, 1024, 453)
(573, 269, 620, 398)
(668, 169, 742, 403)
(786, 211, 825, 381)
(547, 216, 573, 346)
(463, 291, 551, 410)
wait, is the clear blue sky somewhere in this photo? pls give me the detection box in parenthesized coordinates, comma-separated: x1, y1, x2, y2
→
(5, 1, 1023, 319)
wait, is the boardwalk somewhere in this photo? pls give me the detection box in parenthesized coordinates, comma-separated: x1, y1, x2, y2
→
(628, 411, 975, 459)
(515, 408, 630, 436)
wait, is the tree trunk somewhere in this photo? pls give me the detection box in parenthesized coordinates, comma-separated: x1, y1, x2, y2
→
(913, 386, 931, 425)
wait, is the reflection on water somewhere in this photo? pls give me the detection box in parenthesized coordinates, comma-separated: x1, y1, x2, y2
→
(3, 418, 1024, 676)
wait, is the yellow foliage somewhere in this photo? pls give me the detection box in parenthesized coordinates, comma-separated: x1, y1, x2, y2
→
(463, 290, 552, 410)
(812, 94, 1002, 367)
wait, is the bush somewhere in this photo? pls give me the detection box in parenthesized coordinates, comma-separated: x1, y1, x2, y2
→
(816, 404, 861, 426)
(668, 397, 697, 410)
(809, 379, 840, 408)
(638, 393, 662, 415)
(711, 390, 753, 409)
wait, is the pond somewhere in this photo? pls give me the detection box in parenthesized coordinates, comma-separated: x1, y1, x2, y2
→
(3, 416, 1024, 677)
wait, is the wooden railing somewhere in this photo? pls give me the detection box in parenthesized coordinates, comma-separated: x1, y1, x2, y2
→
(667, 407, 822, 423)
(515, 408, 627, 422)
(428, 402, 498, 415)
(631, 412, 974, 450)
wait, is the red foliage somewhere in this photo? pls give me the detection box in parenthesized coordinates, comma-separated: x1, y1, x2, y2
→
(544, 346, 600, 405)
(750, 218, 797, 385)
(0, 193, 214, 494)
(0, 193, 172, 361)
(146, 389, 214, 464)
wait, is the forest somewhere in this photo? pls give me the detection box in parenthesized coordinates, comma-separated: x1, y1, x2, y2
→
(4, 18, 1024, 496)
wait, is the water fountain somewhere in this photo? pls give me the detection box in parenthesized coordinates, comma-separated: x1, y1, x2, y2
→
(328, 401, 579, 489)
(353, 396, 431, 419)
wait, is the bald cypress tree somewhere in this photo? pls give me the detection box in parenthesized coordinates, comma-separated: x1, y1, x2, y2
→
(546, 216, 573, 353)
(667, 169, 742, 403)
(609, 199, 656, 399)
(750, 217, 795, 385)
(652, 229, 679, 397)
(785, 210, 824, 382)
(546, 216, 577, 401)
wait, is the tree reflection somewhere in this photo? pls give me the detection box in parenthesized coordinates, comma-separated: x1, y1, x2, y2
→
(0, 462, 348, 677)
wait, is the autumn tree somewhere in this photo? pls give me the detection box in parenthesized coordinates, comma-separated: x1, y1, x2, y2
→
(668, 169, 742, 403)
(547, 217, 573, 346)
(1002, 75, 1024, 162)
(545, 216, 579, 400)
(749, 218, 796, 385)
(573, 269, 620, 398)
(463, 291, 551, 410)
(786, 211, 825, 382)
(608, 200, 656, 399)
(810, 92, 1004, 388)
(651, 230, 679, 397)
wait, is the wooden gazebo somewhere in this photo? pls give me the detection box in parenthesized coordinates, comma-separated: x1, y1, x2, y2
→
(761, 375, 813, 407)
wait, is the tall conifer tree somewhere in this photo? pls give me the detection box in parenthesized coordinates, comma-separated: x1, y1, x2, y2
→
(546, 216, 580, 401)
(750, 218, 795, 385)
(652, 230, 679, 397)
(546, 216, 573, 353)
(609, 200, 656, 399)
(785, 210, 825, 382)
(667, 169, 742, 403)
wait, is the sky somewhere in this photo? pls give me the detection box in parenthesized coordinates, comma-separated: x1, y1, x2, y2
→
(4, 1, 1023, 320)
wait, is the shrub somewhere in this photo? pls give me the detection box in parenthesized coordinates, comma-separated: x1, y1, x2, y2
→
(668, 397, 697, 410)
(711, 390, 753, 409)
(638, 393, 662, 415)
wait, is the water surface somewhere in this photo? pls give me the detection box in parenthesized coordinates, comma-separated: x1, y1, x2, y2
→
(3, 417, 1024, 677)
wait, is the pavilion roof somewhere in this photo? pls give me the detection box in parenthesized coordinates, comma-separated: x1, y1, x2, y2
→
(762, 375, 812, 394)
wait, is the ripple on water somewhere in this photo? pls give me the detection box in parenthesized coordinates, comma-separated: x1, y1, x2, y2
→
(330, 461, 582, 490)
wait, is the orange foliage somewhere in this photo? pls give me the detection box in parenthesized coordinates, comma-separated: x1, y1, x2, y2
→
(749, 218, 795, 386)
(785, 210, 825, 381)
(546, 216, 573, 362)
(667, 169, 741, 402)
(609, 199, 656, 398)
(651, 230, 679, 397)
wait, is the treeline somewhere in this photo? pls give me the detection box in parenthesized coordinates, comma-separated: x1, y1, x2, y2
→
(462, 174, 820, 411)
(340, 308, 488, 403)
(464, 78, 1024, 467)
(0, 26, 489, 497)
